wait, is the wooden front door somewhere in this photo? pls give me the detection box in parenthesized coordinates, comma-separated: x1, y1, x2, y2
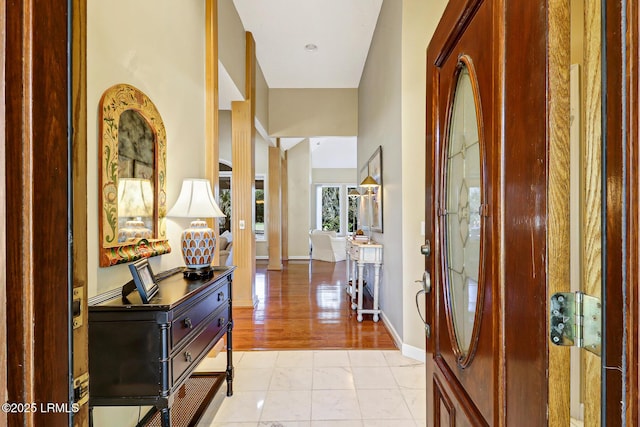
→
(425, 1, 503, 425)
(424, 0, 638, 425)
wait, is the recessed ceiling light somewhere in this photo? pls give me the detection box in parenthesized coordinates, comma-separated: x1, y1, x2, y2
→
(304, 43, 318, 52)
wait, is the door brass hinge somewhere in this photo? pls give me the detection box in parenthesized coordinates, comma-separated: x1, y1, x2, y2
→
(73, 372, 89, 406)
(550, 292, 601, 356)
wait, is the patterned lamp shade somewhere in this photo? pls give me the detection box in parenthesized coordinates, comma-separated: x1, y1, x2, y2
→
(168, 179, 225, 269)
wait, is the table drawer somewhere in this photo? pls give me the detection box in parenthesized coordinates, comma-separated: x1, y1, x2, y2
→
(172, 284, 229, 346)
(171, 305, 228, 387)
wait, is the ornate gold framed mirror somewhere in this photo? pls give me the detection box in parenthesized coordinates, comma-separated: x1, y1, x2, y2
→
(440, 55, 487, 367)
(98, 84, 171, 267)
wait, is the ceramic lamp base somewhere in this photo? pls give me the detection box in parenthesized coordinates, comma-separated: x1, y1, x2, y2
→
(118, 220, 152, 243)
(181, 220, 216, 269)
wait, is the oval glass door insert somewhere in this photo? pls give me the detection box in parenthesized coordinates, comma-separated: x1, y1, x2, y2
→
(442, 57, 485, 366)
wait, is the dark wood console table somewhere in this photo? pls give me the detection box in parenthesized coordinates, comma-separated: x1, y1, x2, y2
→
(88, 266, 235, 427)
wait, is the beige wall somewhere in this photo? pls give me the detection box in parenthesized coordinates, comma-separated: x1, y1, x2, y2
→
(358, 0, 403, 342)
(256, 63, 269, 135)
(400, 0, 448, 354)
(287, 140, 312, 258)
(218, 0, 246, 99)
(219, 110, 233, 163)
(87, 0, 206, 425)
(358, 0, 446, 357)
(269, 89, 358, 136)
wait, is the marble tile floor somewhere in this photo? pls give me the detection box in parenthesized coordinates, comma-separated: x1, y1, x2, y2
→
(195, 349, 426, 427)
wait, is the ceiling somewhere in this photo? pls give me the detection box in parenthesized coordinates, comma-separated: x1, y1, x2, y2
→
(232, 0, 383, 88)
(221, 1, 381, 167)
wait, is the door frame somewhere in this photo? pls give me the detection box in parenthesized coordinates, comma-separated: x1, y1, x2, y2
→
(602, 0, 638, 424)
(4, 0, 73, 425)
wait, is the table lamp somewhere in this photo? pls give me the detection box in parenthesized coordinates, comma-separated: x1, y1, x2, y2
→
(348, 188, 362, 233)
(359, 175, 379, 243)
(168, 179, 225, 278)
(117, 178, 154, 243)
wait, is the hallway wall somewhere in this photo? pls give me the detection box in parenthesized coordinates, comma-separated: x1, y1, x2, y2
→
(358, 0, 447, 355)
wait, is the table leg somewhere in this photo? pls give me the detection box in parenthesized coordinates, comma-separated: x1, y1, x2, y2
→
(160, 407, 172, 427)
(372, 263, 381, 322)
(350, 256, 358, 310)
(357, 262, 365, 322)
(226, 304, 234, 396)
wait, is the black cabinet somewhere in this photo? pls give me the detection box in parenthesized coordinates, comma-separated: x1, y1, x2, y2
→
(89, 267, 234, 426)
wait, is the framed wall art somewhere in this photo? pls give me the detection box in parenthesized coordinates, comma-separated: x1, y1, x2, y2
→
(367, 146, 383, 232)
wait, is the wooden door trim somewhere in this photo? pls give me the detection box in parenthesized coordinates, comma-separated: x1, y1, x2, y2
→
(547, 0, 571, 425)
(72, 0, 89, 424)
(603, 0, 638, 424)
(624, 1, 639, 424)
(432, 0, 484, 68)
(603, 0, 623, 422)
(5, 1, 71, 424)
(0, 1, 7, 424)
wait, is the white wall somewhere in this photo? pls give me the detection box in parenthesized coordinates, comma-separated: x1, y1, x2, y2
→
(87, 1, 206, 424)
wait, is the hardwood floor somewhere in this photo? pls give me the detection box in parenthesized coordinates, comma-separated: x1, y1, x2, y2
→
(232, 260, 397, 350)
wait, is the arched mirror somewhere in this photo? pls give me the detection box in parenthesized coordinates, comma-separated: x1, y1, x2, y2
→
(441, 56, 486, 367)
(98, 84, 170, 267)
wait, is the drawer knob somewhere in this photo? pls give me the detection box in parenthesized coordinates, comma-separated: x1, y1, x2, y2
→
(218, 317, 225, 327)
(183, 318, 193, 329)
(217, 291, 225, 301)
(184, 351, 192, 363)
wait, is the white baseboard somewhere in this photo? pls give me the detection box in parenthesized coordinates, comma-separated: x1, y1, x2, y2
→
(401, 343, 426, 363)
(287, 256, 310, 260)
(380, 311, 402, 349)
(380, 311, 426, 363)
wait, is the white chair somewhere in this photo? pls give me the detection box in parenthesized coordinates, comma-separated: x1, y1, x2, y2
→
(310, 230, 347, 262)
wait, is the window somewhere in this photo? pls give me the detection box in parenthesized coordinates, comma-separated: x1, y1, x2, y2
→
(320, 186, 341, 232)
(347, 186, 358, 233)
(255, 178, 265, 237)
(219, 173, 231, 234)
(218, 163, 265, 240)
(315, 184, 356, 235)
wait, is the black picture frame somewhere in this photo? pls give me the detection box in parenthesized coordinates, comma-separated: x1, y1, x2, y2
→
(128, 258, 159, 303)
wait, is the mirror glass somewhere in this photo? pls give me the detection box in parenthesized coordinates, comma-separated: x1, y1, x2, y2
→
(99, 84, 170, 267)
(117, 110, 155, 242)
(444, 62, 482, 355)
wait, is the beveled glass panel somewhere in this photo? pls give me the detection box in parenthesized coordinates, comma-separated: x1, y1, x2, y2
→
(444, 64, 482, 354)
